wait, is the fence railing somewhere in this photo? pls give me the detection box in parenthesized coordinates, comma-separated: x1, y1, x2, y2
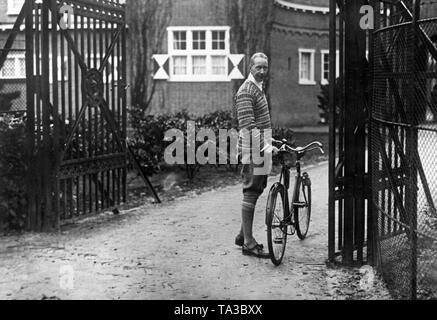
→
(371, 0, 437, 300)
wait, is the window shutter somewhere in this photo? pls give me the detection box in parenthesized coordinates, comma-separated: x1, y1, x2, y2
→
(228, 54, 244, 79)
(152, 54, 169, 80)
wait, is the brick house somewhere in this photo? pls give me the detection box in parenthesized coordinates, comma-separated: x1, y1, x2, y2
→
(270, 0, 338, 126)
(1, 0, 336, 127)
(151, 0, 338, 127)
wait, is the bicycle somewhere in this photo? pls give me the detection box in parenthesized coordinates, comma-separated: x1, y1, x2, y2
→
(265, 138, 324, 266)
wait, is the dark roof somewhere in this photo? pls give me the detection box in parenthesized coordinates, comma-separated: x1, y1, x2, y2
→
(277, 0, 328, 8)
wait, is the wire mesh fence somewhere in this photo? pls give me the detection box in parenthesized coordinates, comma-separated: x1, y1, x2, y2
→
(0, 48, 26, 113)
(372, 11, 437, 299)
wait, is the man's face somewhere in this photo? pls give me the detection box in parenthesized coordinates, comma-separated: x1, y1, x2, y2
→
(250, 57, 268, 83)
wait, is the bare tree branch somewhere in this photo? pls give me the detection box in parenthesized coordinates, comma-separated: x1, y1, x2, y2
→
(127, 0, 172, 112)
(228, 0, 275, 99)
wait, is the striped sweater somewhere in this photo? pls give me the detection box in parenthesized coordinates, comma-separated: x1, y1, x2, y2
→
(232, 79, 272, 157)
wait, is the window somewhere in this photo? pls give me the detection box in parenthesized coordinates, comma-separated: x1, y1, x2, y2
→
(167, 26, 230, 81)
(211, 56, 226, 75)
(7, 0, 24, 15)
(192, 56, 207, 75)
(173, 31, 187, 50)
(192, 31, 206, 50)
(298, 49, 316, 85)
(0, 52, 25, 79)
(212, 31, 226, 50)
(173, 56, 187, 75)
(320, 50, 340, 85)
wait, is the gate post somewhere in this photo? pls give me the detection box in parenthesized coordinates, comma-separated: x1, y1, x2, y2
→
(405, 0, 421, 300)
(342, 0, 368, 266)
(328, 0, 337, 262)
(25, 0, 36, 230)
(41, 0, 52, 231)
(50, 0, 61, 230)
(39, 0, 59, 231)
(367, 0, 378, 266)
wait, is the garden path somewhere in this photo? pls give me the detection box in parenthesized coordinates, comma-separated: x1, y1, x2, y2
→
(0, 162, 391, 300)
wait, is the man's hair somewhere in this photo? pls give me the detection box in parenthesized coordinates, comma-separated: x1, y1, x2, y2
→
(249, 52, 268, 70)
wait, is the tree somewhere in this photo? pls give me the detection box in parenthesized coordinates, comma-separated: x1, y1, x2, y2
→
(126, 0, 172, 112)
(227, 0, 275, 97)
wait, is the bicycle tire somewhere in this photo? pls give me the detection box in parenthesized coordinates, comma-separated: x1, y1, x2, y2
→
(266, 183, 288, 266)
(295, 174, 312, 240)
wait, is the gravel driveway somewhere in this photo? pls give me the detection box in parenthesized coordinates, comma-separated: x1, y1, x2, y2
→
(0, 162, 391, 300)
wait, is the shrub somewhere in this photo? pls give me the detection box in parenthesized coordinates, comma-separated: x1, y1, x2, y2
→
(198, 110, 234, 131)
(0, 114, 28, 231)
(272, 127, 296, 146)
(128, 106, 170, 176)
(129, 108, 298, 179)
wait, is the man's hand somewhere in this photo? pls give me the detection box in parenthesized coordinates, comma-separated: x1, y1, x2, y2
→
(271, 145, 280, 156)
(262, 144, 280, 156)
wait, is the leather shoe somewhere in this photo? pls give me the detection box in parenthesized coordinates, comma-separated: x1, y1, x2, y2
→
(235, 235, 263, 249)
(242, 243, 270, 259)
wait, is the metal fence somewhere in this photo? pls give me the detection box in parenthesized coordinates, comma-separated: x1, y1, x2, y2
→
(0, 0, 159, 231)
(371, 0, 437, 300)
(0, 48, 26, 112)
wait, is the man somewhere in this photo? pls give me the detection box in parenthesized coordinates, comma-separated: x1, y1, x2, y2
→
(233, 52, 278, 258)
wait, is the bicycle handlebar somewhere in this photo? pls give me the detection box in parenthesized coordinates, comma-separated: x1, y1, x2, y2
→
(272, 138, 324, 155)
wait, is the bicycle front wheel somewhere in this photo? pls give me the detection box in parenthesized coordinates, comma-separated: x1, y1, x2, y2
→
(295, 174, 312, 240)
(266, 183, 288, 266)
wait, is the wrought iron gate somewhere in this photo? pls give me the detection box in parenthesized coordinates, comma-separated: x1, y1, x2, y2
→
(26, 0, 129, 229)
(1, 0, 159, 231)
(329, 0, 437, 299)
(328, 0, 371, 266)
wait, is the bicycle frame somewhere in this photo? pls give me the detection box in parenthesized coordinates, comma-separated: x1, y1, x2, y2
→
(278, 152, 303, 228)
(266, 139, 323, 264)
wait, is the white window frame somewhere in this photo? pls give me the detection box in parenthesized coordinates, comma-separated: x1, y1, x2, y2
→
(298, 49, 316, 85)
(0, 52, 25, 79)
(7, 0, 24, 15)
(167, 26, 230, 82)
(320, 50, 340, 85)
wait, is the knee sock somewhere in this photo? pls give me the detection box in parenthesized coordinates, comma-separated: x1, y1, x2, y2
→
(242, 192, 259, 213)
(241, 191, 260, 243)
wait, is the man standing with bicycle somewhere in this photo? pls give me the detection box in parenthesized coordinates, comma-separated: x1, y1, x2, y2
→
(233, 52, 278, 259)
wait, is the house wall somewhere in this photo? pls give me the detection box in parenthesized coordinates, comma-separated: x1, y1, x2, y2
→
(0, 0, 335, 127)
(274, 4, 328, 30)
(148, 0, 235, 117)
(150, 0, 333, 127)
(170, 0, 229, 26)
(0, 0, 22, 26)
(270, 8, 330, 126)
(270, 30, 329, 126)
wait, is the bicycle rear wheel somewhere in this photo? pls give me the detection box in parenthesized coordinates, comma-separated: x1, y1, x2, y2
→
(295, 175, 312, 240)
(266, 183, 288, 266)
